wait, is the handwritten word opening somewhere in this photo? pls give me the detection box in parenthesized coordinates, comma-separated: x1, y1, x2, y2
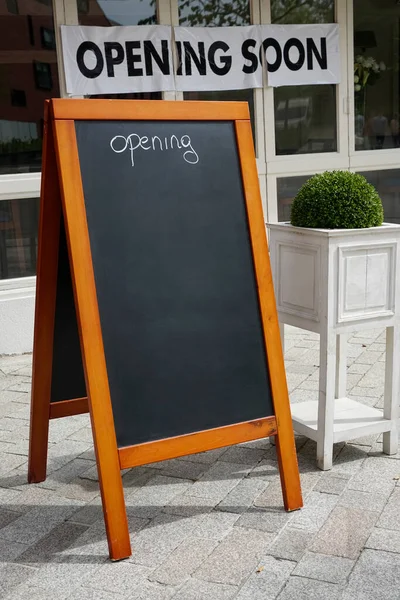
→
(110, 133, 199, 167)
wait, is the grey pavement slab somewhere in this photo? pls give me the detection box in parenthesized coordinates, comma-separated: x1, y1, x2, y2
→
(276, 576, 343, 600)
(235, 555, 295, 600)
(194, 527, 273, 585)
(150, 537, 218, 585)
(171, 579, 238, 600)
(2, 327, 400, 599)
(341, 549, 400, 600)
(267, 528, 315, 562)
(310, 506, 379, 559)
(293, 551, 355, 584)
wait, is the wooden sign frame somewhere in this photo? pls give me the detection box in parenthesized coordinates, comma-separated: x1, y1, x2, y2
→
(28, 99, 302, 561)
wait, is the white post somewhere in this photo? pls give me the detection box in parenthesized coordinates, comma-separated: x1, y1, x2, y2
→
(382, 326, 400, 455)
(317, 328, 337, 470)
(335, 333, 347, 399)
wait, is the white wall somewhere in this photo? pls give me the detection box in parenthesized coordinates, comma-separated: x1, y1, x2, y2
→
(0, 287, 35, 355)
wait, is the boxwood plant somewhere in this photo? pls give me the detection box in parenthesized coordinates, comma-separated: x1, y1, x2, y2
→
(290, 171, 384, 229)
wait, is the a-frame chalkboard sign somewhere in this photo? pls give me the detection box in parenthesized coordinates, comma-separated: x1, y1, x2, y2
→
(28, 98, 302, 561)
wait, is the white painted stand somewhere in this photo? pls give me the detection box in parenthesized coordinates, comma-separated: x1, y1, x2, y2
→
(268, 223, 400, 470)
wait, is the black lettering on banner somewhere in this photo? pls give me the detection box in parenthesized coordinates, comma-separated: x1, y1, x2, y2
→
(208, 41, 231, 76)
(260, 38, 282, 73)
(242, 39, 258, 74)
(175, 41, 183, 76)
(76, 41, 104, 79)
(183, 41, 206, 76)
(125, 41, 143, 76)
(104, 42, 124, 77)
(283, 38, 305, 71)
(307, 37, 327, 70)
(143, 40, 170, 76)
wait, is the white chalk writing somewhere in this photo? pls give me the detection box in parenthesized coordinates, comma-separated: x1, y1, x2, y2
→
(110, 132, 199, 167)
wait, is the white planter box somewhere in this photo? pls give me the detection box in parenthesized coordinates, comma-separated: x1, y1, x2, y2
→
(267, 222, 400, 470)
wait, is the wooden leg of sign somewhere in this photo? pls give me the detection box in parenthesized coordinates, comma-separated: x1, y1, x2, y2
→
(235, 119, 302, 512)
(53, 117, 131, 561)
(28, 106, 61, 483)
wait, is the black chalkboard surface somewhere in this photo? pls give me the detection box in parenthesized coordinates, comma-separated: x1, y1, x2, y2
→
(75, 120, 273, 448)
(50, 218, 86, 403)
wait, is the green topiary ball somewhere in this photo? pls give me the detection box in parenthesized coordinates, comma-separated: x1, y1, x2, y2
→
(290, 171, 384, 229)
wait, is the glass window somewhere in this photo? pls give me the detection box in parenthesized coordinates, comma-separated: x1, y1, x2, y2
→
(78, 0, 160, 100)
(178, 0, 255, 145)
(354, 0, 400, 151)
(0, 1, 59, 174)
(359, 169, 400, 224)
(277, 174, 311, 222)
(0, 197, 39, 279)
(271, 0, 336, 156)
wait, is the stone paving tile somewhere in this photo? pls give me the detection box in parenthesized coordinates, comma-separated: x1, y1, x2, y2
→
(347, 456, 400, 494)
(150, 537, 218, 585)
(218, 445, 267, 466)
(163, 493, 218, 517)
(146, 458, 209, 481)
(177, 447, 228, 464)
(216, 476, 268, 514)
(125, 475, 193, 519)
(314, 473, 350, 495)
(289, 492, 338, 532)
(236, 506, 289, 533)
(17, 521, 89, 564)
(194, 527, 273, 586)
(64, 589, 126, 600)
(366, 528, 400, 553)
(293, 551, 355, 584)
(85, 561, 154, 595)
(171, 579, 238, 600)
(0, 508, 21, 530)
(376, 487, 400, 530)
(267, 528, 315, 562)
(126, 512, 200, 566)
(310, 506, 379, 559)
(235, 555, 295, 600)
(276, 576, 343, 600)
(188, 461, 251, 502)
(0, 563, 37, 597)
(0, 538, 29, 561)
(341, 549, 400, 600)
(338, 488, 391, 513)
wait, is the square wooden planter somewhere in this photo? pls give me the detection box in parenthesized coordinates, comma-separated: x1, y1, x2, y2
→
(267, 222, 400, 470)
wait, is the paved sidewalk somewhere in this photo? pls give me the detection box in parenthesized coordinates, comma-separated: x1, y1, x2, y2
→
(0, 326, 399, 599)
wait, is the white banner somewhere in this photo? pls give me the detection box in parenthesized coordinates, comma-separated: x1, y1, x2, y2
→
(61, 24, 340, 97)
(61, 25, 175, 95)
(174, 26, 261, 92)
(261, 25, 340, 87)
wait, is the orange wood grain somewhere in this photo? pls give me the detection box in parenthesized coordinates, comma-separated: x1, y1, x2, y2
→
(49, 397, 88, 419)
(235, 119, 303, 512)
(119, 417, 277, 469)
(53, 118, 131, 561)
(51, 99, 250, 121)
(28, 101, 61, 484)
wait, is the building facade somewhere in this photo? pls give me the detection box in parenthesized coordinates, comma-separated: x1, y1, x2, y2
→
(0, 0, 399, 353)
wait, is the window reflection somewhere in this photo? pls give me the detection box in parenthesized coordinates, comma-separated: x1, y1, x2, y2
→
(360, 170, 400, 224)
(354, 0, 400, 151)
(0, 0, 59, 174)
(271, 0, 336, 156)
(178, 0, 250, 26)
(277, 175, 310, 222)
(78, 0, 159, 100)
(178, 1, 255, 149)
(0, 197, 39, 279)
